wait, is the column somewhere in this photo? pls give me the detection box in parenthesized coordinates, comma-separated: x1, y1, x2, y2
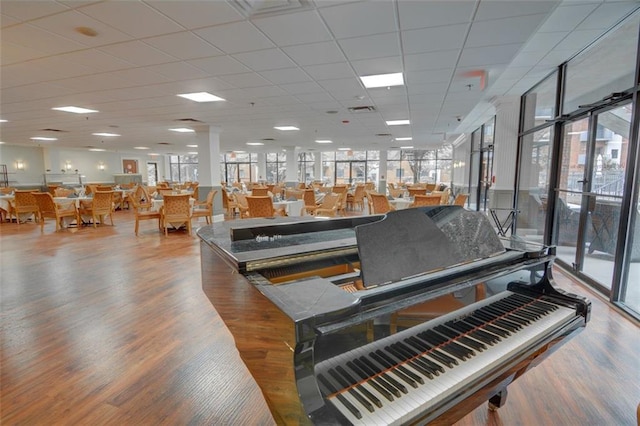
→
(196, 126, 224, 220)
(378, 149, 388, 194)
(284, 146, 298, 186)
(256, 153, 266, 183)
(490, 96, 520, 208)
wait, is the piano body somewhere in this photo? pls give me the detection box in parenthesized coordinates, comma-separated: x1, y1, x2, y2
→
(197, 206, 590, 425)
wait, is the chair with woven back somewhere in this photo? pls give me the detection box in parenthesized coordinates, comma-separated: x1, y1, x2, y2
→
(388, 188, 404, 198)
(132, 185, 153, 211)
(452, 193, 469, 207)
(430, 190, 451, 205)
(309, 193, 340, 217)
(53, 187, 75, 197)
(331, 185, 348, 216)
(246, 196, 287, 218)
(79, 190, 115, 228)
(284, 189, 303, 200)
(368, 192, 396, 214)
(425, 183, 437, 192)
(300, 189, 318, 216)
(222, 190, 238, 218)
(407, 187, 427, 197)
(8, 190, 39, 224)
(161, 193, 192, 236)
(159, 188, 175, 197)
(411, 194, 442, 207)
(192, 189, 217, 225)
(130, 196, 162, 236)
(233, 193, 250, 218)
(251, 187, 269, 196)
(346, 184, 366, 211)
(32, 192, 80, 231)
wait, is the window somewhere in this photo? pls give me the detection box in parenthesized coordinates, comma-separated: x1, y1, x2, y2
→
(387, 146, 452, 186)
(298, 152, 316, 184)
(266, 152, 286, 183)
(169, 154, 198, 182)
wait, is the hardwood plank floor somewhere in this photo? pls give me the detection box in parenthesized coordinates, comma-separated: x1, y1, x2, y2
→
(1, 210, 638, 425)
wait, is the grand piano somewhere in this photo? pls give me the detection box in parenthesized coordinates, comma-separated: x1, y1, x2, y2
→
(197, 206, 590, 425)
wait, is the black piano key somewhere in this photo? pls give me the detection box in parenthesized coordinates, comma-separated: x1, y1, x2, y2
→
(385, 344, 434, 379)
(369, 351, 419, 389)
(353, 358, 402, 397)
(496, 299, 542, 318)
(358, 356, 407, 394)
(419, 330, 473, 360)
(375, 349, 424, 385)
(463, 316, 510, 338)
(484, 306, 530, 325)
(473, 310, 520, 332)
(318, 373, 362, 420)
(447, 321, 500, 345)
(395, 341, 445, 374)
(405, 336, 457, 368)
(434, 325, 485, 352)
(346, 360, 394, 402)
(328, 368, 375, 413)
(335, 365, 383, 409)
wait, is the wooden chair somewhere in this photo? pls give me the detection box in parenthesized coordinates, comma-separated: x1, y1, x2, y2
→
(159, 189, 174, 197)
(233, 193, 250, 218)
(8, 190, 38, 224)
(411, 194, 442, 207)
(79, 191, 114, 228)
(192, 190, 217, 224)
(222, 190, 238, 217)
(452, 193, 469, 207)
(425, 183, 437, 192)
(284, 189, 303, 200)
(132, 185, 153, 211)
(431, 190, 451, 205)
(130, 196, 162, 236)
(331, 185, 348, 216)
(368, 192, 395, 214)
(407, 187, 427, 197)
(310, 193, 340, 217)
(161, 193, 192, 236)
(388, 188, 404, 198)
(246, 196, 286, 218)
(300, 189, 318, 216)
(53, 187, 75, 197)
(32, 192, 80, 232)
(251, 187, 269, 196)
(346, 184, 365, 211)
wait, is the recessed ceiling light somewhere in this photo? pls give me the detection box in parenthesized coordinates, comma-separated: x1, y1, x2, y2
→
(30, 136, 58, 141)
(187, 151, 198, 155)
(315, 140, 333, 144)
(0, 141, 5, 144)
(92, 132, 120, 137)
(134, 146, 150, 150)
(52, 106, 98, 114)
(360, 72, 404, 89)
(338, 147, 351, 151)
(186, 144, 198, 148)
(233, 150, 245, 153)
(274, 126, 299, 131)
(386, 119, 410, 126)
(148, 153, 160, 156)
(88, 148, 105, 152)
(246, 142, 264, 146)
(169, 128, 195, 133)
(395, 137, 412, 141)
(177, 92, 226, 102)
(0, 119, 7, 123)
(401, 146, 414, 149)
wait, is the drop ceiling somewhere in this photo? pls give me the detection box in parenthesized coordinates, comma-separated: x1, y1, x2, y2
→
(1, 0, 638, 155)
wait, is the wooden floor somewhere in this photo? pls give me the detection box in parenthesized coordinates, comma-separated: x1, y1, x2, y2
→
(1, 209, 638, 425)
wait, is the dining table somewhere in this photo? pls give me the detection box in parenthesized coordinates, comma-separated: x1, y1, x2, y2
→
(388, 197, 413, 210)
(273, 199, 304, 217)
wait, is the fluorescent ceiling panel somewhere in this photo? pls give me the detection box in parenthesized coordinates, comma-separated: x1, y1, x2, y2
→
(30, 136, 58, 141)
(92, 132, 120, 137)
(177, 92, 225, 102)
(359, 72, 404, 88)
(52, 106, 99, 114)
(315, 140, 333, 144)
(274, 126, 299, 131)
(386, 119, 410, 126)
(169, 128, 195, 133)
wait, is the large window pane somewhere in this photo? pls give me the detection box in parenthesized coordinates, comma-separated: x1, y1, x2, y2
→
(563, 12, 639, 113)
(522, 72, 557, 131)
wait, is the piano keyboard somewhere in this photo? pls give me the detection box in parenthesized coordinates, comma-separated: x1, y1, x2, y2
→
(315, 291, 576, 425)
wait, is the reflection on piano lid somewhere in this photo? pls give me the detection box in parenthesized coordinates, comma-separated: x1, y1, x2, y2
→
(197, 206, 591, 425)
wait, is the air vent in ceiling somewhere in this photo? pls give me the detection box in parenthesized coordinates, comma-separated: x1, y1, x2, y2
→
(261, 138, 276, 141)
(376, 133, 392, 137)
(39, 128, 67, 132)
(157, 142, 172, 145)
(348, 106, 376, 113)
(229, 0, 312, 17)
(175, 118, 203, 123)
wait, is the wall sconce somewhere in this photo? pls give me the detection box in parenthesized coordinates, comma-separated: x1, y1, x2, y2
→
(98, 162, 105, 171)
(16, 160, 24, 170)
(65, 162, 73, 170)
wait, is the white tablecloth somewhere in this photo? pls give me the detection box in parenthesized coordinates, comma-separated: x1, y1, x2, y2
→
(274, 199, 304, 217)
(389, 198, 413, 210)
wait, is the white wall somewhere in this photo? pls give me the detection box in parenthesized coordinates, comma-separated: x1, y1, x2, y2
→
(0, 144, 45, 186)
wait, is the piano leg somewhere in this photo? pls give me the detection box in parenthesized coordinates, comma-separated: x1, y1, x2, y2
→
(488, 388, 508, 411)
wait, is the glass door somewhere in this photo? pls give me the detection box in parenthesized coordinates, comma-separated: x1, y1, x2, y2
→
(335, 161, 366, 185)
(555, 103, 632, 293)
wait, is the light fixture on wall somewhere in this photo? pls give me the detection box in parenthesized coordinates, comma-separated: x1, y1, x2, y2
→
(65, 161, 73, 170)
(98, 162, 105, 171)
(15, 160, 24, 170)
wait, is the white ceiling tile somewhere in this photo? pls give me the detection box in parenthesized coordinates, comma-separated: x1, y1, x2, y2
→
(56, 49, 134, 72)
(458, 43, 523, 68)
(404, 50, 461, 72)
(145, 1, 243, 29)
(466, 14, 551, 48)
(253, 10, 332, 46)
(217, 72, 272, 89)
(554, 29, 606, 52)
(350, 56, 403, 76)
(577, 2, 640, 31)
(338, 33, 401, 61)
(195, 21, 274, 54)
(2, 23, 88, 55)
(0, 82, 73, 103)
(282, 41, 345, 66)
(475, 1, 559, 22)
(109, 67, 173, 86)
(1, 13, 20, 29)
(143, 32, 223, 60)
(0, 41, 47, 65)
(398, 1, 476, 30)
(508, 50, 548, 67)
(319, 1, 397, 39)
(259, 68, 311, 84)
(280, 81, 325, 95)
(29, 10, 132, 47)
(99, 41, 178, 66)
(232, 49, 297, 71)
(238, 86, 288, 99)
(406, 68, 455, 85)
(294, 92, 336, 103)
(521, 31, 569, 52)
(303, 62, 355, 81)
(187, 56, 251, 76)
(401, 24, 468, 54)
(152, 62, 210, 80)
(536, 4, 600, 32)
(0, 1, 70, 22)
(79, 1, 184, 38)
